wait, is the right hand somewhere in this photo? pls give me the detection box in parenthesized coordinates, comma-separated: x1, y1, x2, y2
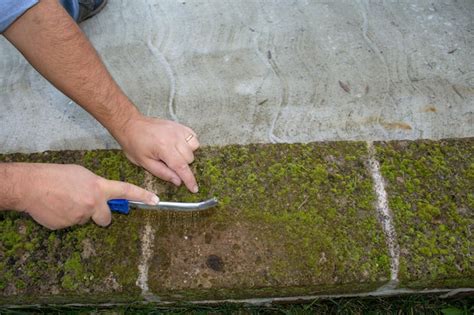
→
(115, 115, 200, 193)
(17, 163, 158, 230)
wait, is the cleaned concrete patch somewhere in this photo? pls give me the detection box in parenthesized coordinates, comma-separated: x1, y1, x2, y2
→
(1, 0, 473, 153)
(147, 142, 389, 300)
(375, 138, 474, 289)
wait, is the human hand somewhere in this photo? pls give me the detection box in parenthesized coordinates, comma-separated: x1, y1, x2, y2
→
(17, 163, 159, 230)
(115, 115, 200, 193)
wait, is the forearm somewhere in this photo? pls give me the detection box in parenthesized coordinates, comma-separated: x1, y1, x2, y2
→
(0, 163, 29, 211)
(2, 0, 201, 192)
(3, 0, 139, 140)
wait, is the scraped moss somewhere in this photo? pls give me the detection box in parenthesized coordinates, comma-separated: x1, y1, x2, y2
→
(1, 143, 390, 303)
(148, 142, 390, 299)
(375, 138, 474, 289)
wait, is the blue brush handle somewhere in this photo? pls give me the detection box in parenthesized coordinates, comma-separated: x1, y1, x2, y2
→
(107, 199, 130, 214)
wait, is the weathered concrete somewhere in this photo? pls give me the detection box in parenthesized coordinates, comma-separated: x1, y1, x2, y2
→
(1, 0, 473, 153)
(0, 139, 472, 304)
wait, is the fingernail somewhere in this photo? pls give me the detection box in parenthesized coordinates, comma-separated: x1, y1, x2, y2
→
(192, 185, 199, 193)
(172, 178, 181, 186)
(150, 194, 160, 205)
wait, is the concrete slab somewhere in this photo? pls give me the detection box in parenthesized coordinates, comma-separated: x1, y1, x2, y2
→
(1, 0, 473, 154)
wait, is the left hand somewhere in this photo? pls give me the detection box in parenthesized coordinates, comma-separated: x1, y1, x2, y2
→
(115, 114, 200, 193)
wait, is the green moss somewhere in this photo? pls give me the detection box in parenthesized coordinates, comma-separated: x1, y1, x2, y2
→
(376, 138, 474, 289)
(61, 275, 76, 291)
(15, 280, 26, 290)
(82, 150, 144, 185)
(64, 252, 83, 278)
(0, 143, 391, 302)
(148, 142, 390, 299)
(5, 140, 470, 302)
(0, 150, 144, 303)
(417, 203, 441, 222)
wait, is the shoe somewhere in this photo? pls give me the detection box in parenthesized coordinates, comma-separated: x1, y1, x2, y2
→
(78, 0, 108, 22)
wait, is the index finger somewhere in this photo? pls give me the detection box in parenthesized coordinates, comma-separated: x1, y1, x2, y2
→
(162, 150, 198, 193)
(100, 179, 159, 204)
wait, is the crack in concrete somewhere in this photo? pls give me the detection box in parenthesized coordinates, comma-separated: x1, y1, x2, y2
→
(367, 141, 400, 284)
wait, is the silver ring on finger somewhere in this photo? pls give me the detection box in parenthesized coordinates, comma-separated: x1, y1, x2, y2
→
(185, 134, 194, 143)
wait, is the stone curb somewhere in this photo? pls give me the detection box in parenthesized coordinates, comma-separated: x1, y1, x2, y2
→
(0, 139, 472, 304)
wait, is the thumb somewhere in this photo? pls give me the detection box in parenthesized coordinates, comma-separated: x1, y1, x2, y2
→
(102, 179, 159, 205)
(92, 204, 112, 227)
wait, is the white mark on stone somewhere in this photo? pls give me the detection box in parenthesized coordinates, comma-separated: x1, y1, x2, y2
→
(235, 78, 263, 96)
(135, 173, 159, 301)
(146, 39, 178, 121)
(253, 34, 286, 144)
(367, 141, 400, 283)
(136, 222, 155, 294)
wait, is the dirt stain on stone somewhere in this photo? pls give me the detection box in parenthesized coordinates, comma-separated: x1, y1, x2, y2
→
(338, 80, 351, 93)
(365, 116, 412, 131)
(422, 105, 437, 113)
(381, 121, 412, 130)
(206, 255, 224, 272)
(204, 233, 212, 244)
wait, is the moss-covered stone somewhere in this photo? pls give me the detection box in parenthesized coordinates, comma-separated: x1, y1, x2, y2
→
(2, 139, 472, 304)
(375, 139, 474, 289)
(147, 142, 389, 300)
(0, 143, 390, 303)
(0, 151, 144, 304)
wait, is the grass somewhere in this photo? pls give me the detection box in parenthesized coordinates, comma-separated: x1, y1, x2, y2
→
(0, 294, 472, 314)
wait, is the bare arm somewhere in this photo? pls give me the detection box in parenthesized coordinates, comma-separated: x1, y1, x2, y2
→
(3, 0, 200, 192)
(0, 163, 24, 211)
(4, 0, 133, 136)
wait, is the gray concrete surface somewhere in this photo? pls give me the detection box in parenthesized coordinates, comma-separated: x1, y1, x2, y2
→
(1, 0, 473, 153)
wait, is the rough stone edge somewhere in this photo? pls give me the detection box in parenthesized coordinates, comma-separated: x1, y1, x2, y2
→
(1, 288, 472, 308)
